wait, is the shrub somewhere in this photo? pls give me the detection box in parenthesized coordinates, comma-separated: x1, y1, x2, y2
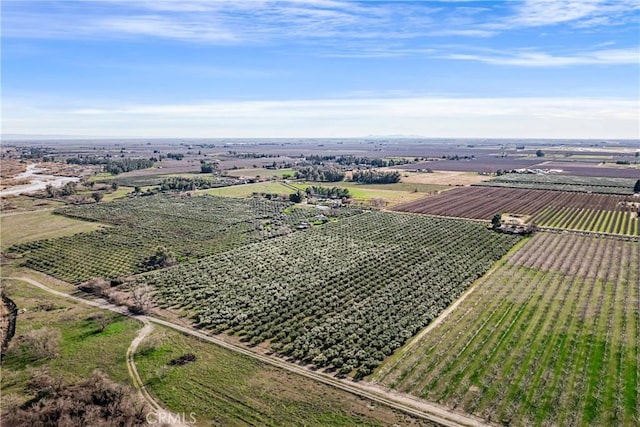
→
(168, 353, 197, 366)
(13, 327, 61, 361)
(2, 370, 148, 426)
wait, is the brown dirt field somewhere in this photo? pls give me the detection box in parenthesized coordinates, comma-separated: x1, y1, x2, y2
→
(389, 170, 490, 186)
(0, 160, 27, 179)
(38, 162, 96, 177)
(394, 186, 635, 221)
(0, 178, 31, 189)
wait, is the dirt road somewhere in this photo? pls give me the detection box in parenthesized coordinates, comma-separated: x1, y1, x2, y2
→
(7, 277, 187, 426)
(8, 276, 490, 427)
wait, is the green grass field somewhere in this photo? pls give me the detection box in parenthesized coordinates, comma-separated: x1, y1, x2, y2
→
(0, 210, 106, 250)
(353, 182, 450, 193)
(198, 180, 441, 206)
(1, 279, 140, 409)
(374, 233, 639, 426)
(101, 186, 135, 201)
(198, 181, 297, 197)
(135, 326, 431, 427)
(291, 182, 429, 206)
(535, 207, 639, 236)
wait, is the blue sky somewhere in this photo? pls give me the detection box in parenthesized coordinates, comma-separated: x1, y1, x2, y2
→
(2, 0, 639, 138)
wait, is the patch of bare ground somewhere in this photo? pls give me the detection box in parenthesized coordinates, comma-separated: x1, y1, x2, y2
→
(0, 178, 31, 189)
(38, 162, 97, 177)
(392, 170, 490, 186)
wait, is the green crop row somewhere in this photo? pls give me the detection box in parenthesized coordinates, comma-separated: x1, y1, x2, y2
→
(376, 233, 639, 426)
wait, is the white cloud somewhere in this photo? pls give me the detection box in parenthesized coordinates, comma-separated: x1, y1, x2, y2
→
(4, 96, 638, 139)
(1, 0, 423, 43)
(508, 0, 640, 27)
(3, 0, 638, 62)
(444, 47, 640, 66)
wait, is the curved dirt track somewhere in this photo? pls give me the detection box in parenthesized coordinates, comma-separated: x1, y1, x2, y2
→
(8, 276, 490, 427)
(7, 277, 187, 426)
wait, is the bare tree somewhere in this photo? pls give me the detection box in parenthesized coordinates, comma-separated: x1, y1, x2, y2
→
(129, 285, 152, 314)
(79, 278, 110, 297)
(370, 198, 388, 209)
(3, 370, 148, 426)
(89, 313, 111, 333)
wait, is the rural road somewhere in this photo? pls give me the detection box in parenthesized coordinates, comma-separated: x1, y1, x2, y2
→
(6, 277, 188, 426)
(8, 276, 490, 427)
(126, 318, 190, 427)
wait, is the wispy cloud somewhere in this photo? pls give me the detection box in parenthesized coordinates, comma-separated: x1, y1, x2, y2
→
(444, 46, 640, 66)
(5, 0, 637, 44)
(505, 0, 640, 28)
(2, 0, 638, 66)
(2, 0, 430, 43)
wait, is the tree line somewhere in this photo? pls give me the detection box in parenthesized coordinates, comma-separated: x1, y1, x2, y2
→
(303, 155, 411, 167)
(295, 166, 345, 182)
(351, 170, 401, 184)
(305, 186, 350, 199)
(67, 157, 155, 175)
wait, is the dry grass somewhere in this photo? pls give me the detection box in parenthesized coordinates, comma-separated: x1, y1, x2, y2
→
(223, 168, 295, 178)
(1, 210, 106, 250)
(38, 162, 97, 177)
(1, 195, 66, 213)
(395, 170, 490, 186)
(0, 160, 28, 179)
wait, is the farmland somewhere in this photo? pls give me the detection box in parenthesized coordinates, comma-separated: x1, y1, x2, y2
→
(134, 326, 432, 426)
(1, 279, 140, 407)
(8, 195, 351, 284)
(0, 210, 105, 250)
(291, 182, 432, 206)
(395, 187, 640, 236)
(374, 233, 639, 426)
(199, 181, 298, 198)
(478, 173, 638, 195)
(2, 137, 639, 425)
(397, 158, 544, 173)
(534, 162, 640, 179)
(139, 212, 521, 377)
